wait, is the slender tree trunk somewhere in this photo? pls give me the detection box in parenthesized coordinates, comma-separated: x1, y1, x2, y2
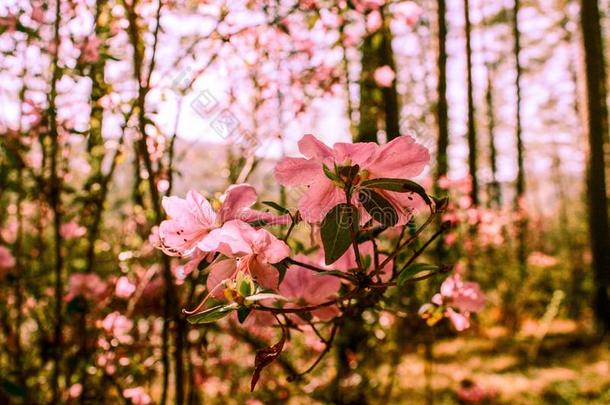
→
(580, 0, 610, 334)
(49, 0, 64, 402)
(464, 0, 478, 206)
(357, 7, 400, 143)
(358, 32, 379, 143)
(379, 8, 400, 141)
(512, 0, 528, 328)
(435, 0, 449, 188)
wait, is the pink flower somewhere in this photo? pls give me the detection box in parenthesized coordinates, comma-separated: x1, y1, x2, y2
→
(199, 220, 290, 295)
(101, 311, 133, 344)
(65, 273, 107, 302)
(60, 221, 86, 240)
(439, 274, 485, 313)
(374, 65, 395, 88)
(394, 1, 421, 27)
(123, 387, 151, 405)
(430, 274, 485, 331)
(280, 255, 341, 320)
(115, 276, 136, 299)
(158, 190, 216, 257)
(79, 35, 101, 63)
(352, 0, 385, 12)
(275, 134, 429, 224)
(0, 246, 15, 270)
(158, 185, 289, 258)
(31, 4, 45, 24)
(366, 10, 383, 33)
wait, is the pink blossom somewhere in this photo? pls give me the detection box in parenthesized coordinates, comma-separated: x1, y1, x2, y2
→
(68, 383, 83, 399)
(115, 276, 136, 299)
(60, 221, 86, 240)
(101, 311, 133, 344)
(123, 387, 151, 405)
(394, 1, 421, 27)
(79, 35, 102, 63)
(352, 0, 385, 12)
(366, 10, 383, 33)
(158, 190, 217, 257)
(199, 220, 290, 294)
(430, 274, 485, 331)
(280, 255, 341, 320)
(158, 185, 289, 258)
(0, 246, 16, 270)
(275, 135, 429, 225)
(374, 65, 395, 88)
(65, 273, 106, 302)
(439, 274, 485, 313)
(31, 4, 45, 24)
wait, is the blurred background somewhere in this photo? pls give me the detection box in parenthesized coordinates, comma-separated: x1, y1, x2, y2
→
(0, 0, 609, 403)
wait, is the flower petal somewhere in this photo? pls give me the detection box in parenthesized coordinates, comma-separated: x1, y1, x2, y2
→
(218, 184, 258, 223)
(275, 157, 324, 186)
(298, 134, 333, 159)
(366, 135, 430, 178)
(206, 259, 237, 298)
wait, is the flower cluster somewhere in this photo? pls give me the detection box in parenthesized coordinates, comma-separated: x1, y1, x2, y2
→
(155, 134, 484, 388)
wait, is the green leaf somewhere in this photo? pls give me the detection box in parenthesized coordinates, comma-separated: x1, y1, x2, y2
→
(397, 263, 440, 286)
(261, 201, 290, 215)
(321, 204, 358, 265)
(275, 260, 289, 284)
(358, 189, 399, 227)
(237, 307, 251, 324)
(360, 178, 432, 206)
(322, 164, 341, 182)
(187, 303, 237, 324)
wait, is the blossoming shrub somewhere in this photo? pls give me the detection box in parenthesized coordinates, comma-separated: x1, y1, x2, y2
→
(156, 134, 485, 389)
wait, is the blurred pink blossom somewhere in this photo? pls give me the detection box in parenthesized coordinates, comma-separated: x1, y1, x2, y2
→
(394, 1, 421, 27)
(374, 65, 396, 88)
(123, 387, 151, 405)
(115, 276, 136, 299)
(60, 221, 87, 240)
(0, 246, 16, 271)
(79, 35, 101, 63)
(65, 273, 106, 302)
(366, 10, 383, 33)
(101, 311, 133, 344)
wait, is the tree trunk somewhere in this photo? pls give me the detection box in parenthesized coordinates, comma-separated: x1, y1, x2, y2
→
(580, 0, 610, 334)
(464, 0, 478, 206)
(435, 0, 449, 188)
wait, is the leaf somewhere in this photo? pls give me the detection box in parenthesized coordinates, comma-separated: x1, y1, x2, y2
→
(275, 260, 289, 284)
(358, 189, 399, 227)
(360, 178, 432, 206)
(320, 204, 358, 265)
(251, 332, 286, 391)
(261, 201, 290, 215)
(237, 307, 251, 324)
(322, 164, 341, 182)
(186, 303, 237, 324)
(397, 263, 440, 286)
